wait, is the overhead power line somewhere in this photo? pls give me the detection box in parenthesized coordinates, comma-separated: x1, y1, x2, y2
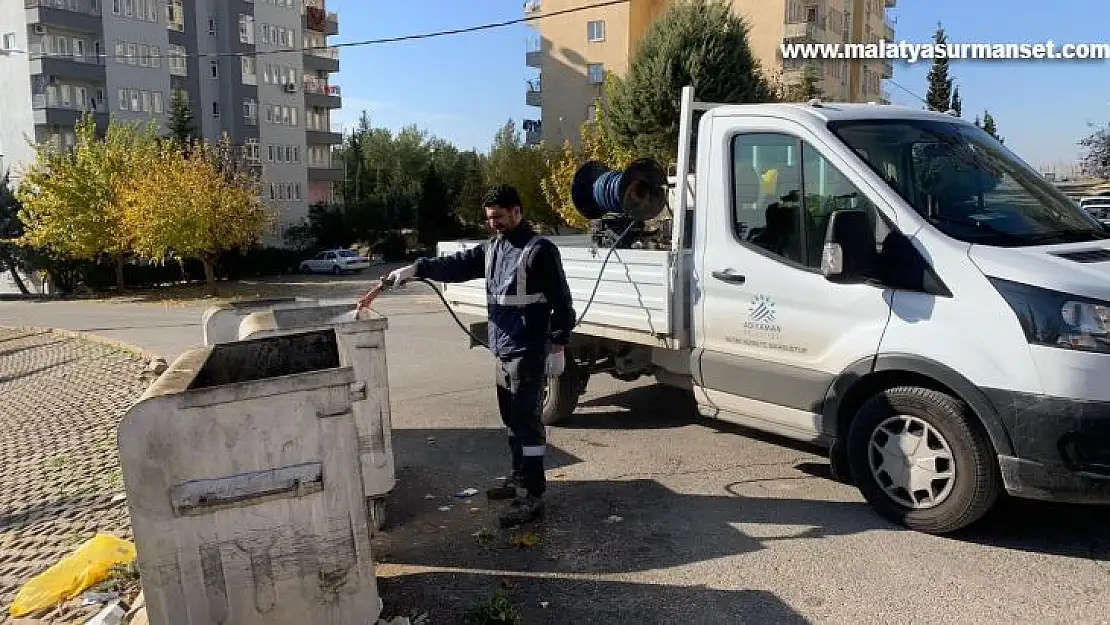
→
(1, 0, 630, 62)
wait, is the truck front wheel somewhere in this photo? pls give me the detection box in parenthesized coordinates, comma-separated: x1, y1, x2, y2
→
(846, 386, 1001, 534)
(541, 361, 586, 426)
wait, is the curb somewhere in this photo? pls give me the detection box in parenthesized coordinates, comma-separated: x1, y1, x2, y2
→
(4, 326, 165, 366)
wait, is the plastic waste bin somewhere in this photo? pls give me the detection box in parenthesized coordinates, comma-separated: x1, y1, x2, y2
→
(237, 303, 395, 530)
(201, 297, 318, 345)
(117, 328, 381, 625)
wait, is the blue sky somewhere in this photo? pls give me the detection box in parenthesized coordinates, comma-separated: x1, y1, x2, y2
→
(328, 0, 1109, 168)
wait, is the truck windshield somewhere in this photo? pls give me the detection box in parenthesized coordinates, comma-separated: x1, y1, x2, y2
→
(827, 118, 1108, 247)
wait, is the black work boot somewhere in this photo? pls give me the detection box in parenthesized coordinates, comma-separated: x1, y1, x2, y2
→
(486, 474, 522, 500)
(498, 492, 545, 528)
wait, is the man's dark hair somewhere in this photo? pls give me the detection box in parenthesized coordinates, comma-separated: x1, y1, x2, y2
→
(483, 184, 523, 211)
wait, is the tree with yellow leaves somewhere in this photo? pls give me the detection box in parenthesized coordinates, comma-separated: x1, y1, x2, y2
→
(539, 94, 633, 230)
(15, 115, 160, 291)
(121, 136, 273, 296)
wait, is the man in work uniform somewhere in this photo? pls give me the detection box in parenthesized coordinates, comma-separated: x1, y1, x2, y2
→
(374, 184, 576, 527)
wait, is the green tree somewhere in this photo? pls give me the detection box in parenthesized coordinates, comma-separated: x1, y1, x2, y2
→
(416, 163, 457, 247)
(0, 172, 29, 294)
(16, 115, 160, 291)
(454, 150, 489, 225)
(950, 86, 962, 117)
(166, 90, 196, 146)
(925, 23, 953, 112)
(486, 120, 559, 228)
(974, 111, 1004, 144)
(606, 0, 775, 164)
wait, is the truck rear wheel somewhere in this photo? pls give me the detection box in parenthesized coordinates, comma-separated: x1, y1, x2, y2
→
(541, 361, 585, 426)
(846, 386, 1001, 534)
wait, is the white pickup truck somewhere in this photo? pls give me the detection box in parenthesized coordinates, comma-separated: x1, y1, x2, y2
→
(435, 86, 1110, 534)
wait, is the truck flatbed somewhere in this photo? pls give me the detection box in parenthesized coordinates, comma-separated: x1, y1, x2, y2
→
(436, 236, 676, 347)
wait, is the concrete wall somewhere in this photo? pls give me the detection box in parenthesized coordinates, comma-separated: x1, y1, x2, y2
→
(0, 10, 37, 182)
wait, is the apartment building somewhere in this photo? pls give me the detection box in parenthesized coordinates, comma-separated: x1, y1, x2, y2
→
(0, 0, 343, 244)
(523, 0, 897, 148)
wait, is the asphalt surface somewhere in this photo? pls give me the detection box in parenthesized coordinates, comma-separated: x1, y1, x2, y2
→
(1, 275, 1108, 624)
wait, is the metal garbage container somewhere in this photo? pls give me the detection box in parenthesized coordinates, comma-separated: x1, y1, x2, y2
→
(118, 328, 382, 625)
(201, 297, 319, 345)
(237, 303, 395, 531)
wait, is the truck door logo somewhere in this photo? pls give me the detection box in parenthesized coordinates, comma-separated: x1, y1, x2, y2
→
(748, 294, 776, 324)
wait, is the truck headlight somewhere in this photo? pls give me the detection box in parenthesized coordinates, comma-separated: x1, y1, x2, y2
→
(990, 277, 1110, 353)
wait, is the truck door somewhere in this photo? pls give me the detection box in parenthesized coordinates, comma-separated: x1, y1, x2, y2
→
(692, 115, 894, 442)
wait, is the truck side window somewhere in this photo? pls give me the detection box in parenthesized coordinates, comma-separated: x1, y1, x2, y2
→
(799, 142, 882, 268)
(730, 132, 806, 265)
(730, 132, 881, 270)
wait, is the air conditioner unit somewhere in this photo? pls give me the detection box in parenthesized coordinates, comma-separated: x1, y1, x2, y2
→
(283, 83, 296, 93)
(33, 24, 47, 35)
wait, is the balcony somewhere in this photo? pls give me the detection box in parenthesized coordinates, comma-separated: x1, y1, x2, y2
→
(32, 92, 109, 131)
(783, 21, 820, 43)
(525, 37, 541, 68)
(29, 52, 106, 83)
(25, 0, 103, 33)
(306, 129, 343, 145)
(303, 45, 339, 72)
(303, 6, 338, 36)
(308, 163, 343, 182)
(303, 76, 341, 108)
(526, 79, 540, 107)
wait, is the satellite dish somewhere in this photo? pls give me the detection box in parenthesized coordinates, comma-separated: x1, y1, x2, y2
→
(570, 158, 668, 222)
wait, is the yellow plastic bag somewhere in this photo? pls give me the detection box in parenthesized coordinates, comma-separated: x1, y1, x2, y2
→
(9, 533, 136, 618)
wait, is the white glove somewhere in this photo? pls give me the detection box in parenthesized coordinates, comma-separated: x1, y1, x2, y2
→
(545, 349, 565, 377)
(387, 264, 418, 285)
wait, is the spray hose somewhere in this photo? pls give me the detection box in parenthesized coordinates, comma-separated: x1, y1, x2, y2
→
(359, 221, 636, 354)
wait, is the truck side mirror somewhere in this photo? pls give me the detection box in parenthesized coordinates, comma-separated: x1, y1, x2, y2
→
(821, 209, 877, 283)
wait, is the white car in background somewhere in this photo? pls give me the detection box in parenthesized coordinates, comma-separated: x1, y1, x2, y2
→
(1079, 196, 1110, 225)
(298, 249, 371, 275)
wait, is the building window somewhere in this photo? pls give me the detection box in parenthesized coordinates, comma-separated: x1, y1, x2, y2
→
(239, 15, 254, 44)
(209, 60, 219, 79)
(115, 41, 124, 63)
(126, 43, 137, 65)
(138, 44, 149, 67)
(586, 20, 605, 42)
(152, 91, 163, 114)
(167, 0, 184, 31)
(169, 44, 186, 75)
(208, 17, 216, 35)
(805, 5, 818, 24)
(212, 101, 220, 117)
(243, 98, 257, 124)
(245, 138, 260, 163)
(151, 46, 160, 67)
(241, 56, 256, 83)
(586, 63, 604, 85)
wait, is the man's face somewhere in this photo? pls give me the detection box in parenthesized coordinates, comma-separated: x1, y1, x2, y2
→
(485, 204, 521, 234)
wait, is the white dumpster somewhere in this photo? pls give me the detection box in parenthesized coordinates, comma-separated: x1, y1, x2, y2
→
(201, 297, 318, 345)
(237, 304, 395, 530)
(118, 328, 381, 625)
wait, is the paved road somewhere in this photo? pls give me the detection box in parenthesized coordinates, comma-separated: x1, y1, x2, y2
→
(1, 277, 1108, 624)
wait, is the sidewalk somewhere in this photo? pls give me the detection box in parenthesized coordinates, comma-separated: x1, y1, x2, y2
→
(0, 327, 153, 623)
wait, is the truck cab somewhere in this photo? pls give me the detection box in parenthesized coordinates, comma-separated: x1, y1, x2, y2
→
(438, 87, 1110, 534)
